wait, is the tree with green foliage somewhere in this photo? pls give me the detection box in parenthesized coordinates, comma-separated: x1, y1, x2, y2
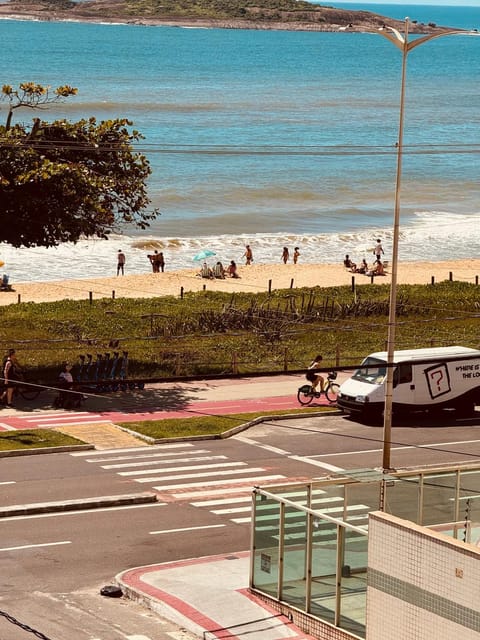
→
(0, 82, 158, 248)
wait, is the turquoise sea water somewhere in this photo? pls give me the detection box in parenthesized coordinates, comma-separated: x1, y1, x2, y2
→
(0, 4, 479, 281)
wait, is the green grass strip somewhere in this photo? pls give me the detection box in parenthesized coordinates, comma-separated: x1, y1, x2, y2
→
(0, 429, 85, 451)
(119, 407, 333, 439)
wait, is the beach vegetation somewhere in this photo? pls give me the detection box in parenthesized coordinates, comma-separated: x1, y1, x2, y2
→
(0, 280, 478, 382)
(0, 82, 159, 248)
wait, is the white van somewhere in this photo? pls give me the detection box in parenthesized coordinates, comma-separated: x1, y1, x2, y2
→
(337, 346, 480, 419)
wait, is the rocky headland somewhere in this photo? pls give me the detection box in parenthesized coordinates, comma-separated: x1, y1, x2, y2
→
(0, 0, 459, 33)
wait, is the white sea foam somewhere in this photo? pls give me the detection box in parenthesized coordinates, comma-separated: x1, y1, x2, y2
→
(2, 210, 479, 284)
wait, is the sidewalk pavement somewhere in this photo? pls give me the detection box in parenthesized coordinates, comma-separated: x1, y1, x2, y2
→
(117, 551, 316, 640)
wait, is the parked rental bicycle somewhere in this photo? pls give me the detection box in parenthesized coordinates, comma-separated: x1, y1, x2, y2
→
(297, 371, 340, 405)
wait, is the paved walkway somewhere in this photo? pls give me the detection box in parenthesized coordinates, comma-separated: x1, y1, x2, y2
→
(117, 551, 316, 640)
(53, 422, 147, 449)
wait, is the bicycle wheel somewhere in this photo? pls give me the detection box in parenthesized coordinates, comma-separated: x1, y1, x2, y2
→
(326, 383, 340, 403)
(297, 385, 314, 406)
(19, 386, 42, 401)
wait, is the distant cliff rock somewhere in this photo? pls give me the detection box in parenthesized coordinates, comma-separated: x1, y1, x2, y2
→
(0, 0, 455, 33)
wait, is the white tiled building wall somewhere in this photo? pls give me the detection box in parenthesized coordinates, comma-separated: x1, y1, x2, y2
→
(366, 511, 480, 640)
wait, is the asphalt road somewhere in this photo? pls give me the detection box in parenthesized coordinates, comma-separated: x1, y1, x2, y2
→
(2, 410, 480, 638)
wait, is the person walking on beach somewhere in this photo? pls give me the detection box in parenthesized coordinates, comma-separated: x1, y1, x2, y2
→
(282, 247, 289, 264)
(116, 250, 125, 276)
(293, 247, 300, 264)
(373, 239, 384, 261)
(243, 245, 253, 265)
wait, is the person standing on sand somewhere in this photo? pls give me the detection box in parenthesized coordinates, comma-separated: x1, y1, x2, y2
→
(282, 247, 289, 264)
(293, 247, 300, 264)
(156, 252, 165, 273)
(148, 250, 160, 273)
(116, 250, 125, 276)
(243, 245, 253, 265)
(373, 239, 384, 261)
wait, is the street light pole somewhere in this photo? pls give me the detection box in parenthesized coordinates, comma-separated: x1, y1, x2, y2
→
(377, 19, 477, 474)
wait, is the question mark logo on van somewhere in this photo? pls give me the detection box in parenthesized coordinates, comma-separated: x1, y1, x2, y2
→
(425, 363, 451, 399)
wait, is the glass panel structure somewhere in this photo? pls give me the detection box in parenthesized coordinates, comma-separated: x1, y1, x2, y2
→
(282, 504, 307, 608)
(250, 465, 480, 640)
(251, 493, 281, 596)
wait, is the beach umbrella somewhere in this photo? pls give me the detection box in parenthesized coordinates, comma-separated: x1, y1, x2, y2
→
(193, 249, 216, 261)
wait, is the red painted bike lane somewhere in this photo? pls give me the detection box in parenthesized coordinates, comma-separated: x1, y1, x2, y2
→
(0, 393, 332, 431)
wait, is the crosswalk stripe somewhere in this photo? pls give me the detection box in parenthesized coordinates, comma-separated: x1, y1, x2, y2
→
(70, 443, 193, 457)
(25, 414, 103, 422)
(0, 423, 17, 431)
(101, 455, 227, 469)
(211, 506, 251, 515)
(119, 461, 246, 477)
(135, 467, 265, 483)
(191, 496, 252, 507)
(159, 474, 286, 493)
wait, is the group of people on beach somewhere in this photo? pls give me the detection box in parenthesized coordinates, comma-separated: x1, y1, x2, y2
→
(343, 239, 386, 277)
(199, 260, 239, 279)
(116, 249, 166, 276)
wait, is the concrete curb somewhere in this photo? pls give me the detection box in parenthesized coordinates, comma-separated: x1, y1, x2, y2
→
(142, 408, 344, 444)
(0, 444, 95, 458)
(0, 491, 157, 518)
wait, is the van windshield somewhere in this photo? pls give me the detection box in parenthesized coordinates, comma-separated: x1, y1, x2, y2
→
(352, 357, 387, 385)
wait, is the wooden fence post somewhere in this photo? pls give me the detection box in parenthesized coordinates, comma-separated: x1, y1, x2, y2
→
(351, 276, 355, 293)
(17, 294, 21, 304)
(89, 291, 93, 305)
(268, 279, 272, 294)
(449, 271, 453, 281)
(112, 290, 115, 300)
(231, 351, 238, 374)
(283, 347, 288, 372)
(180, 286, 184, 299)
(431, 276, 435, 286)
(290, 278, 294, 289)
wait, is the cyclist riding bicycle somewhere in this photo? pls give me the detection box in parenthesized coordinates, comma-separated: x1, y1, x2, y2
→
(305, 354, 325, 393)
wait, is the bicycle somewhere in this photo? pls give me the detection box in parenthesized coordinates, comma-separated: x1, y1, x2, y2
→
(297, 371, 340, 406)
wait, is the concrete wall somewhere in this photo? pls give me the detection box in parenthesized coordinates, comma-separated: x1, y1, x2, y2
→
(367, 511, 480, 640)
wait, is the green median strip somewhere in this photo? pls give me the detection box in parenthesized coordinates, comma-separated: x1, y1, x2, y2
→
(118, 407, 334, 440)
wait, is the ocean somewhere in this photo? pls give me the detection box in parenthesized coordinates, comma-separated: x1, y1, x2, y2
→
(0, 3, 479, 282)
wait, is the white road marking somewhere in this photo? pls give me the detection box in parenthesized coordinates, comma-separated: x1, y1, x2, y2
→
(289, 454, 344, 472)
(119, 462, 246, 477)
(234, 435, 291, 455)
(0, 541, 71, 552)
(309, 438, 480, 458)
(150, 524, 225, 535)
(102, 455, 226, 469)
(127, 636, 155, 640)
(211, 506, 251, 515)
(0, 423, 16, 431)
(176, 477, 286, 499)
(159, 474, 286, 492)
(0, 481, 15, 485)
(24, 414, 103, 422)
(136, 467, 266, 483)
(71, 443, 193, 456)
(191, 496, 252, 507)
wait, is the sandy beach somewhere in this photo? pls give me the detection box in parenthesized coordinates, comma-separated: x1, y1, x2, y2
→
(2, 260, 480, 306)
